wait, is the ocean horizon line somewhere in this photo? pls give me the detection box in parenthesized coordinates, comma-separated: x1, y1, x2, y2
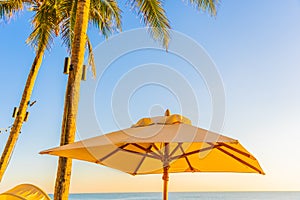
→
(55, 191, 300, 194)
(47, 191, 300, 200)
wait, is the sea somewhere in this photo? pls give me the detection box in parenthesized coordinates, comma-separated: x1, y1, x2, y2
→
(48, 192, 300, 200)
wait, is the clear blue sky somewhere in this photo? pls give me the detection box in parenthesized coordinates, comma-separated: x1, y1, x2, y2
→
(0, 0, 300, 193)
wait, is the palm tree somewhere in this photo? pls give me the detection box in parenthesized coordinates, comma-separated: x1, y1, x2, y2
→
(0, 0, 120, 183)
(54, 0, 218, 199)
(0, 0, 59, 181)
(53, 1, 121, 199)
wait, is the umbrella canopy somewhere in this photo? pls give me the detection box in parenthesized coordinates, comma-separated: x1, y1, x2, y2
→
(40, 110, 264, 200)
(0, 184, 51, 200)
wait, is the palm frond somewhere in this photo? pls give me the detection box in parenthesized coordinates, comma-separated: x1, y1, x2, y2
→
(89, 0, 122, 38)
(60, 0, 76, 51)
(0, 0, 24, 20)
(86, 36, 96, 78)
(61, 0, 121, 52)
(130, 0, 170, 49)
(26, 0, 59, 52)
(187, 0, 218, 15)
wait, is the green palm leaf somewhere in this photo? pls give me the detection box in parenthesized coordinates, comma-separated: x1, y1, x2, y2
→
(0, 0, 24, 20)
(130, 0, 170, 48)
(60, 0, 76, 51)
(26, 0, 59, 52)
(86, 36, 96, 78)
(187, 0, 218, 15)
(90, 0, 122, 37)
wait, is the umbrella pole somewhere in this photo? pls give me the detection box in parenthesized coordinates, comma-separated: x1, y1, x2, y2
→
(162, 166, 169, 200)
(162, 142, 170, 200)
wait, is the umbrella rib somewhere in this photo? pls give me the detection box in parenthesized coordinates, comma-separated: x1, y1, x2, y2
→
(170, 144, 221, 161)
(152, 144, 163, 158)
(131, 143, 161, 159)
(179, 145, 194, 171)
(98, 143, 129, 162)
(133, 156, 147, 175)
(214, 146, 264, 174)
(168, 143, 182, 158)
(133, 145, 153, 175)
(218, 142, 255, 159)
(131, 143, 149, 151)
(121, 148, 160, 160)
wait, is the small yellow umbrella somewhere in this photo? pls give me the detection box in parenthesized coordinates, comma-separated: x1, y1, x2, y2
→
(40, 110, 264, 200)
(0, 184, 51, 200)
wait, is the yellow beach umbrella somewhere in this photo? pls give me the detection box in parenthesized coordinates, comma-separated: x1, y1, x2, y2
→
(0, 184, 51, 200)
(40, 110, 264, 200)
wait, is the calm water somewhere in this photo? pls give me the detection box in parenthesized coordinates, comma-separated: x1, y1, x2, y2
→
(48, 192, 300, 200)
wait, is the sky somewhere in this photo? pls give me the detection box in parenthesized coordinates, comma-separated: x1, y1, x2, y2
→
(1, 0, 300, 194)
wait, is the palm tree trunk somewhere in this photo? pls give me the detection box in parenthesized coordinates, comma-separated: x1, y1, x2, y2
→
(0, 47, 45, 181)
(54, 0, 90, 199)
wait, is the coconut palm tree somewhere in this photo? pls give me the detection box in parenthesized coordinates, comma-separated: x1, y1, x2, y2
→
(54, 0, 218, 199)
(0, 0, 121, 183)
(0, 0, 60, 181)
(53, 1, 121, 199)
